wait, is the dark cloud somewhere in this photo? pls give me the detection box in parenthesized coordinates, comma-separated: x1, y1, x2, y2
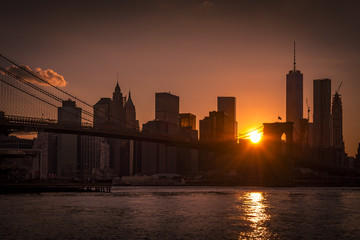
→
(202, 1, 214, 8)
(2, 65, 66, 87)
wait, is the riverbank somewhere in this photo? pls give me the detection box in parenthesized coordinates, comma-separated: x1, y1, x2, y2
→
(0, 180, 112, 193)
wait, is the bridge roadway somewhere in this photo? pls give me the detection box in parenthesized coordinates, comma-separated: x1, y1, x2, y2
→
(0, 115, 234, 150)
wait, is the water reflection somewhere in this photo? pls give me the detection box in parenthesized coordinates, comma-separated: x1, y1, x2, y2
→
(238, 192, 272, 239)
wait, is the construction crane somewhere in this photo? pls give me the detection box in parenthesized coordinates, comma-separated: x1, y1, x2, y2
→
(335, 81, 343, 94)
(306, 98, 310, 120)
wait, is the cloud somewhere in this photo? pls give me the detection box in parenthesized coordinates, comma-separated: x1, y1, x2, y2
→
(201, 1, 214, 9)
(2, 65, 66, 87)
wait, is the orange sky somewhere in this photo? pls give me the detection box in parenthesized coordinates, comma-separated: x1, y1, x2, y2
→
(1, 0, 359, 156)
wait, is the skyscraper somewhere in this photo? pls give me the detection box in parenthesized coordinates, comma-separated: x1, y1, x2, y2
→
(58, 99, 81, 126)
(124, 91, 139, 130)
(141, 92, 180, 175)
(179, 113, 198, 140)
(93, 82, 139, 177)
(179, 113, 196, 130)
(332, 91, 344, 149)
(286, 43, 303, 142)
(199, 111, 227, 141)
(313, 79, 331, 147)
(217, 97, 236, 140)
(110, 82, 125, 126)
(155, 92, 179, 126)
(57, 99, 81, 178)
(93, 98, 111, 127)
(94, 82, 138, 130)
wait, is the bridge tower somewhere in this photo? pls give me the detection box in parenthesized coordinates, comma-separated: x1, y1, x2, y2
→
(262, 122, 294, 186)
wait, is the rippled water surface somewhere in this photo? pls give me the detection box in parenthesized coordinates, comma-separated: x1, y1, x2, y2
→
(1, 187, 360, 239)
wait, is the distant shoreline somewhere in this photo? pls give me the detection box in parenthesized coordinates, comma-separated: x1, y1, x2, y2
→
(1, 179, 360, 193)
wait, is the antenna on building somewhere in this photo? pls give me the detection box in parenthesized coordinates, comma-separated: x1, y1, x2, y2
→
(117, 72, 119, 83)
(293, 41, 296, 71)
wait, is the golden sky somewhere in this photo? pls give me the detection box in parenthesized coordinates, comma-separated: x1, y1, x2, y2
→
(1, 0, 359, 155)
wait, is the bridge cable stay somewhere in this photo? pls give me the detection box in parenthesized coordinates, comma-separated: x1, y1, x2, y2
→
(0, 54, 141, 130)
(0, 67, 63, 102)
(0, 67, 94, 120)
(0, 71, 48, 120)
(0, 54, 180, 138)
(237, 125, 264, 140)
(0, 67, 94, 124)
(0, 54, 193, 141)
(0, 70, 185, 142)
(0, 77, 93, 123)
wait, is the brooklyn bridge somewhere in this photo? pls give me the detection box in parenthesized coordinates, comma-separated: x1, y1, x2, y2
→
(1, 53, 344, 187)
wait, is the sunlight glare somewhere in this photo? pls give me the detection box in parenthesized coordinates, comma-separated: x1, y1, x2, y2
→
(250, 131, 262, 143)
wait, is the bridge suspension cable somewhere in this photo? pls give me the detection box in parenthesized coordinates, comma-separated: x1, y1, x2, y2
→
(237, 125, 264, 140)
(0, 53, 175, 139)
(0, 77, 93, 123)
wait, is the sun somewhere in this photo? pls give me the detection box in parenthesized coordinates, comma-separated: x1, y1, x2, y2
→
(249, 131, 262, 143)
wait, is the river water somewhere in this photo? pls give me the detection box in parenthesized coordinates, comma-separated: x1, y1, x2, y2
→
(1, 186, 360, 239)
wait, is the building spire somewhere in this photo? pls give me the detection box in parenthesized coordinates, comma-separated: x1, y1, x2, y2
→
(125, 89, 134, 108)
(293, 41, 296, 71)
(114, 72, 121, 93)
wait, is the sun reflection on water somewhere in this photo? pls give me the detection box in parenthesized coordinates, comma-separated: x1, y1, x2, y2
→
(238, 192, 272, 239)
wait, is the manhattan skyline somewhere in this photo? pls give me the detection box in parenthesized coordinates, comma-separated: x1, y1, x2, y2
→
(1, 0, 359, 155)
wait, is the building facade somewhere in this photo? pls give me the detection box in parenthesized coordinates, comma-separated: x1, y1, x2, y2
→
(155, 92, 179, 126)
(179, 113, 198, 141)
(199, 111, 228, 141)
(313, 79, 331, 148)
(286, 69, 303, 142)
(332, 92, 344, 150)
(57, 99, 81, 179)
(217, 97, 237, 140)
(93, 83, 139, 177)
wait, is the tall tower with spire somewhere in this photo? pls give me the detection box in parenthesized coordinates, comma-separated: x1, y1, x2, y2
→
(124, 91, 139, 130)
(286, 42, 303, 142)
(110, 81, 125, 127)
(332, 89, 344, 149)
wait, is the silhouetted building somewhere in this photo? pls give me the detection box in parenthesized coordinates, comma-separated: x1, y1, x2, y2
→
(155, 92, 179, 125)
(94, 83, 124, 129)
(0, 135, 40, 180)
(139, 93, 199, 176)
(355, 143, 360, 170)
(286, 45, 303, 142)
(110, 82, 125, 126)
(141, 120, 178, 174)
(0, 135, 34, 149)
(58, 99, 81, 126)
(179, 113, 198, 141)
(94, 83, 138, 131)
(199, 111, 228, 141)
(299, 118, 309, 145)
(93, 98, 111, 127)
(179, 113, 196, 130)
(217, 97, 237, 140)
(332, 92, 344, 150)
(124, 91, 139, 130)
(308, 122, 314, 147)
(79, 136, 111, 179)
(141, 93, 180, 174)
(33, 132, 57, 179)
(93, 83, 139, 177)
(57, 99, 81, 179)
(313, 79, 331, 147)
